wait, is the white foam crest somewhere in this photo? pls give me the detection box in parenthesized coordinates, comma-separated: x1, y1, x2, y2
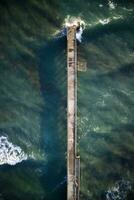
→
(89, 15, 123, 27)
(108, 0, 117, 10)
(63, 15, 86, 28)
(123, 7, 133, 12)
(53, 16, 86, 41)
(99, 4, 103, 8)
(113, 15, 123, 20)
(76, 26, 83, 42)
(99, 18, 111, 25)
(0, 136, 27, 165)
(63, 15, 86, 42)
(54, 13, 123, 41)
(84, 14, 123, 30)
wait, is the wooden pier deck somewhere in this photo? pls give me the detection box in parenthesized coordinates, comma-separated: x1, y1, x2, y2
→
(67, 26, 80, 200)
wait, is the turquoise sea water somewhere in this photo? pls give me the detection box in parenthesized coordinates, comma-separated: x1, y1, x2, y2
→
(0, 0, 134, 199)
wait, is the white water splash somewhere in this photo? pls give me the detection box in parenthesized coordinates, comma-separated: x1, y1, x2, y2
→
(53, 16, 86, 42)
(54, 13, 123, 41)
(76, 26, 83, 42)
(99, 4, 103, 8)
(85, 13, 123, 29)
(64, 15, 86, 28)
(108, 0, 117, 10)
(98, 15, 123, 25)
(113, 15, 123, 20)
(123, 7, 133, 12)
(99, 18, 111, 25)
(64, 15, 86, 42)
(0, 136, 27, 165)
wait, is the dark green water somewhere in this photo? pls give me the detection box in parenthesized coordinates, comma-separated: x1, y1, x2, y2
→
(0, 0, 134, 200)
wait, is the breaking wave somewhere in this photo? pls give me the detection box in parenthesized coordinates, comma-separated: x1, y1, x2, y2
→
(108, 0, 117, 10)
(54, 16, 86, 42)
(0, 136, 27, 165)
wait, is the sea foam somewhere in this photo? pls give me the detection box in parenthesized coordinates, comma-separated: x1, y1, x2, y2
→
(54, 16, 86, 42)
(0, 136, 27, 165)
(108, 0, 117, 10)
(64, 16, 85, 42)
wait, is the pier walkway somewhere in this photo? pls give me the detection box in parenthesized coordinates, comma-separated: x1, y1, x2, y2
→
(67, 26, 80, 200)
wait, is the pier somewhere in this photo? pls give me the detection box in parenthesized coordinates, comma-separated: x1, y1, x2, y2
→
(67, 25, 80, 200)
